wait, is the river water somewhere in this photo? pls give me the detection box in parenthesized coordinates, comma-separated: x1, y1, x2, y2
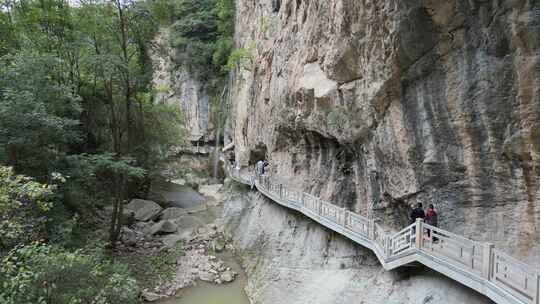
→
(158, 251, 250, 304)
(151, 176, 251, 304)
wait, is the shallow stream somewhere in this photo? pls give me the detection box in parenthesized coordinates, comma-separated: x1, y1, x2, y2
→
(151, 177, 250, 304)
(158, 251, 250, 304)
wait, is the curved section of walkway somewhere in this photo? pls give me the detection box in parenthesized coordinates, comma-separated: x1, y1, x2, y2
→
(223, 162, 540, 304)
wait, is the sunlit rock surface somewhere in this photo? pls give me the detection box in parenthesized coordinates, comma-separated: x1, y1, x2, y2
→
(226, 0, 540, 266)
(152, 29, 211, 142)
(223, 192, 492, 304)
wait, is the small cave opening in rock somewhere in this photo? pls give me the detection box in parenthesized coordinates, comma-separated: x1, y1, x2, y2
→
(248, 142, 268, 165)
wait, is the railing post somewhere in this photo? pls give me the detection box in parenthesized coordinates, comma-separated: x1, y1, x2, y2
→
(534, 273, 540, 304)
(301, 192, 305, 206)
(279, 184, 283, 198)
(369, 219, 375, 240)
(482, 243, 494, 280)
(415, 218, 423, 249)
(387, 235, 392, 257)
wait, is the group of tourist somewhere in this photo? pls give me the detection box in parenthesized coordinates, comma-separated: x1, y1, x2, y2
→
(410, 202, 438, 227)
(255, 159, 269, 176)
(410, 202, 439, 240)
(250, 159, 269, 189)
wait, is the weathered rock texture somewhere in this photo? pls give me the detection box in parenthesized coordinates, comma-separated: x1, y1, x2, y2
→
(227, 0, 540, 264)
(223, 192, 493, 304)
(125, 199, 162, 222)
(152, 29, 211, 142)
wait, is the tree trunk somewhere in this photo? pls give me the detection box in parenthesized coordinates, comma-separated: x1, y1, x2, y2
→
(115, 0, 134, 153)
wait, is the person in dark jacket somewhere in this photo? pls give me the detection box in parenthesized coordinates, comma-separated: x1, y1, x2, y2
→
(262, 160, 269, 175)
(410, 202, 425, 224)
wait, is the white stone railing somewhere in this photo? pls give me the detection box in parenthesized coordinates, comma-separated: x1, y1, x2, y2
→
(223, 161, 540, 304)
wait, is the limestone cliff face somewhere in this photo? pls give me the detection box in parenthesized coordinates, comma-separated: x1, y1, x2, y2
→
(153, 29, 212, 142)
(227, 0, 540, 263)
(223, 192, 492, 304)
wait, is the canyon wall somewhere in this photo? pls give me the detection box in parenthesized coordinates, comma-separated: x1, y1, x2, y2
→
(227, 0, 540, 264)
(153, 29, 212, 143)
(223, 191, 492, 304)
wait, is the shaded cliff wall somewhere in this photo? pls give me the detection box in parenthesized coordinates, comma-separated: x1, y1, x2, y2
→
(227, 0, 540, 263)
(223, 191, 492, 304)
(153, 29, 212, 142)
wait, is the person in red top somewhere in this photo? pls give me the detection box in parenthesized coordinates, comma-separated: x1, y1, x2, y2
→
(424, 204, 438, 226)
(424, 204, 438, 241)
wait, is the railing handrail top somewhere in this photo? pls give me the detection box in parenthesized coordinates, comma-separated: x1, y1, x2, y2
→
(423, 223, 484, 246)
(493, 248, 540, 275)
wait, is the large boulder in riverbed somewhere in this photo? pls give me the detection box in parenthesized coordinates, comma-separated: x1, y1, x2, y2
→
(220, 270, 236, 283)
(199, 184, 224, 201)
(159, 228, 194, 248)
(125, 199, 162, 222)
(160, 207, 188, 220)
(142, 290, 161, 302)
(147, 220, 178, 235)
(173, 215, 205, 230)
(121, 227, 141, 246)
(148, 180, 206, 208)
(186, 203, 207, 214)
(199, 271, 216, 282)
(121, 209, 135, 226)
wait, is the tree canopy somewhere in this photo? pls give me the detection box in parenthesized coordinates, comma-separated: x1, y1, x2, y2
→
(0, 0, 235, 302)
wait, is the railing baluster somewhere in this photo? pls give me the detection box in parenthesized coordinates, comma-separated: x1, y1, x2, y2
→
(471, 245, 475, 270)
(415, 218, 423, 249)
(482, 243, 494, 280)
(535, 273, 540, 304)
(369, 219, 375, 240)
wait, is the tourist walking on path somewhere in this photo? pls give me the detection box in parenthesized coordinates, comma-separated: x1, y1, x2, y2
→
(252, 160, 264, 189)
(262, 160, 269, 175)
(255, 160, 265, 175)
(424, 204, 438, 240)
(410, 202, 425, 224)
(424, 204, 438, 226)
(409, 202, 425, 242)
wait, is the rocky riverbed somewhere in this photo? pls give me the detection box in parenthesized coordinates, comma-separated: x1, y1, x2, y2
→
(108, 171, 505, 304)
(110, 181, 245, 302)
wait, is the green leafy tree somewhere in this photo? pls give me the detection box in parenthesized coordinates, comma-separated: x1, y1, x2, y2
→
(0, 53, 82, 178)
(0, 166, 56, 251)
(67, 153, 145, 244)
(0, 242, 138, 304)
(225, 44, 255, 71)
(0, 0, 184, 247)
(213, 0, 234, 71)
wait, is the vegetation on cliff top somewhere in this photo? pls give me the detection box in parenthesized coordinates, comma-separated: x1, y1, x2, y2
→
(157, 0, 235, 130)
